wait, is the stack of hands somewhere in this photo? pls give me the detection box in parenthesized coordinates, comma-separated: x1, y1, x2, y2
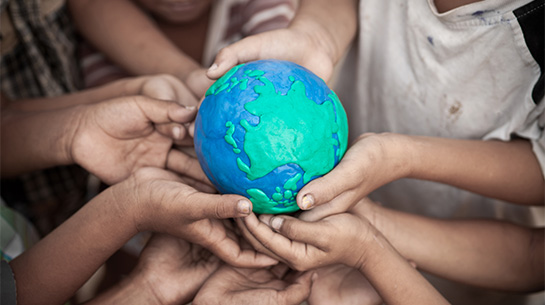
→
(4, 2, 543, 302)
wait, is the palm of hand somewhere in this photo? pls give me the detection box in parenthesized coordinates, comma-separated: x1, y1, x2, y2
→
(194, 265, 312, 305)
(72, 97, 174, 185)
(135, 234, 220, 305)
(123, 167, 277, 268)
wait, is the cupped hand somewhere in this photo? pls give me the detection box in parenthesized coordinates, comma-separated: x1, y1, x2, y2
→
(296, 133, 413, 221)
(70, 95, 197, 185)
(193, 264, 315, 305)
(129, 233, 221, 305)
(116, 167, 278, 268)
(207, 28, 335, 83)
(239, 208, 375, 271)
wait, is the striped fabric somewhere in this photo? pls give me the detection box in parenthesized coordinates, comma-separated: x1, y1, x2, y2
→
(0, 0, 90, 237)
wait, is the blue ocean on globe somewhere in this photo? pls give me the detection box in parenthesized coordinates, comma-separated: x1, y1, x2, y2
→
(194, 59, 348, 214)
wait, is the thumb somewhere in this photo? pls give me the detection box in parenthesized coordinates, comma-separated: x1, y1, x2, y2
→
(296, 160, 359, 211)
(207, 36, 264, 79)
(191, 194, 253, 220)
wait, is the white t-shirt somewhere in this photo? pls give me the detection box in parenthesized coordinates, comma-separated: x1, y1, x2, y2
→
(333, 0, 544, 303)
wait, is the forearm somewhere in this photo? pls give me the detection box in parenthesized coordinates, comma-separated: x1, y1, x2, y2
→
(68, 0, 199, 81)
(7, 75, 155, 112)
(367, 203, 545, 292)
(405, 135, 544, 205)
(1, 106, 81, 176)
(289, 0, 357, 65)
(9, 186, 138, 305)
(357, 230, 449, 305)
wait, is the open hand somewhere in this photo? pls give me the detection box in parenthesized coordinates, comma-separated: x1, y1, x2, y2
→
(71, 95, 198, 185)
(193, 264, 315, 305)
(114, 167, 277, 268)
(129, 234, 221, 305)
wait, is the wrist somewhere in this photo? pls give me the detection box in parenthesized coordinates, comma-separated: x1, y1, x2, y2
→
(61, 104, 89, 166)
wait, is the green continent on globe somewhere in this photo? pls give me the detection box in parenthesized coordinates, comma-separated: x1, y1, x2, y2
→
(207, 64, 347, 213)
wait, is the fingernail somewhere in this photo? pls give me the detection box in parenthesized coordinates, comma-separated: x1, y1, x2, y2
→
(311, 272, 318, 282)
(237, 200, 251, 215)
(188, 123, 195, 137)
(208, 63, 218, 72)
(172, 126, 181, 139)
(270, 217, 284, 231)
(185, 105, 196, 110)
(301, 194, 315, 210)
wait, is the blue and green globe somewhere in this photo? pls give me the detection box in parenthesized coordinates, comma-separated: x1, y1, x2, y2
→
(194, 59, 348, 214)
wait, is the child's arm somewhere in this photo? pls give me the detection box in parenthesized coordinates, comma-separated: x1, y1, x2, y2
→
(4, 74, 198, 112)
(1, 94, 198, 184)
(68, 0, 200, 83)
(297, 133, 544, 220)
(241, 212, 449, 305)
(9, 168, 276, 305)
(355, 199, 545, 292)
(207, 0, 358, 82)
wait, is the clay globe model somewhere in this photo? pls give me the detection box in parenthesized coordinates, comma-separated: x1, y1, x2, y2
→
(194, 59, 348, 214)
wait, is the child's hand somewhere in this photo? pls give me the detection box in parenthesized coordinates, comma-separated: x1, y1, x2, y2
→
(114, 167, 278, 268)
(130, 234, 221, 305)
(86, 233, 221, 305)
(132, 74, 200, 108)
(207, 28, 335, 83)
(70, 95, 198, 185)
(193, 264, 315, 305)
(238, 209, 374, 271)
(295, 133, 412, 221)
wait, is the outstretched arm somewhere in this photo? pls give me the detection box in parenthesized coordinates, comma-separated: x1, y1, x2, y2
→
(68, 0, 200, 82)
(4, 74, 198, 112)
(207, 0, 358, 82)
(298, 133, 544, 221)
(240, 212, 449, 305)
(9, 168, 276, 305)
(356, 200, 545, 292)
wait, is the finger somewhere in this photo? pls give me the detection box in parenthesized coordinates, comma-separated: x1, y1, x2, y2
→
(278, 271, 316, 305)
(296, 159, 361, 211)
(270, 262, 291, 279)
(207, 36, 263, 79)
(132, 95, 197, 124)
(165, 76, 200, 107)
(185, 193, 253, 220)
(177, 175, 217, 194)
(167, 148, 211, 184)
(235, 216, 284, 262)
(141, 74, 199, 106)
(201, 228, 279, 268)
(261, 214, 328, 249)
(242, 213, 303, 261)
(155, 122, 188, 142)
(298, 191, 356, 222)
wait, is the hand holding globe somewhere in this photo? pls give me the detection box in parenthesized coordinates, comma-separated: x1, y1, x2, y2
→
(194, 60, 348, 214)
